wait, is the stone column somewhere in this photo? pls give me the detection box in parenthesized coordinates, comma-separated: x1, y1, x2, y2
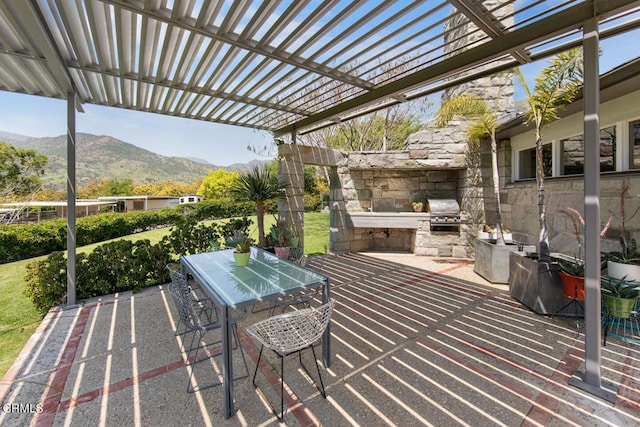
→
(278, 144, 305, 248)
(329, 166, 354, 253)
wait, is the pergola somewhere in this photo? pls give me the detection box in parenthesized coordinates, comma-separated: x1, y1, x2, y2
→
(2, 0, 640, 404)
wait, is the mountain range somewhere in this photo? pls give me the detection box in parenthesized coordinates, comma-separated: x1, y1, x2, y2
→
(0, 131, 265, 191)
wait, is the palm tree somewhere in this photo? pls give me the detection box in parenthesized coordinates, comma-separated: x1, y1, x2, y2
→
(436, 94, 505, 245)
(231, 165, 281, 247)
(515, 48, 583, 262)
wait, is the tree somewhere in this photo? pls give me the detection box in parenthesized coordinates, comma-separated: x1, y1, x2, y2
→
(103, 178, 134, 196)
(0, 142, 48, 200)
(515, 48, 583, 262)
(231, 165, 281, 247)
(436, 93, 506, 245)
(198, 169, 239, 200)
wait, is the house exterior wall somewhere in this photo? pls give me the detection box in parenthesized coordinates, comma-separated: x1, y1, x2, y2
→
(496, 89, 640, 256)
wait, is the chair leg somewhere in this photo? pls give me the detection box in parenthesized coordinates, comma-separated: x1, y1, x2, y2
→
(232, 324, 249, 380)
(280, 353, 284, 422)
(252, 345, 264, 387)
(310, 344, 326, 398)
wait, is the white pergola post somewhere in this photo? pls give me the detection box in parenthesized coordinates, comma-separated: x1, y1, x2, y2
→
(66, 93, 76, 306)
(569, 17, 616, 401)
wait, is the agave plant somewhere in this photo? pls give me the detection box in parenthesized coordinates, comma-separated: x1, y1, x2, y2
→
(234, 235, 254, 254)
(601, 275, 640, 299)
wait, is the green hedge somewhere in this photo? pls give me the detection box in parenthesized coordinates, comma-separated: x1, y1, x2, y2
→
(24, 240, 172, 315)
(23, 216, 232, 315)
(1, 199, 257, 264)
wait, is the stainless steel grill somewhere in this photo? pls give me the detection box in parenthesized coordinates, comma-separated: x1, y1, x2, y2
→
(426, 199, 461, 231)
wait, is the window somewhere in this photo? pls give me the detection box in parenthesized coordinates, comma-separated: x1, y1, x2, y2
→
(518, 143, 552, 179)
(560, 125, 616, 175)
(631, 120, 640, 169)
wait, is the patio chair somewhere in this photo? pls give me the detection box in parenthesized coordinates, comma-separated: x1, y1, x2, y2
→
(166, 284, 249, 393)
(251, 253, 327, 315)
(278, 254, 328, 313)
(246, 299, 335, 421)
(166, 264, 216, 337)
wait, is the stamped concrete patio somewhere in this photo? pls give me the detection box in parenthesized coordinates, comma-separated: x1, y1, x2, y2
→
(1, 252, 639, 426)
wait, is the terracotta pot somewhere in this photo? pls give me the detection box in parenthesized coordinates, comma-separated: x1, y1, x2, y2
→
(274, 246, 290, 259)
(558, 271, 585, 300)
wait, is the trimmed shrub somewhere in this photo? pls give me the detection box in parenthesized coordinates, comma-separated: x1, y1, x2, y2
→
(24, 239, 172, 315)
(1, 200, 256, 264)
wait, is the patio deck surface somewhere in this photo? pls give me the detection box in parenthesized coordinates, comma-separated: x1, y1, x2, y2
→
(1, 252, 640, 426)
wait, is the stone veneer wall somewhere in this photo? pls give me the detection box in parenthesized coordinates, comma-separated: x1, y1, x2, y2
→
(501, 174, 640, 255)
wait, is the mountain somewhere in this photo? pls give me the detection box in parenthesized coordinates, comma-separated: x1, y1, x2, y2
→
(6, 133, 221, 190)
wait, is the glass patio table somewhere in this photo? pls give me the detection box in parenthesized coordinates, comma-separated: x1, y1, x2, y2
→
(180, 247, 331, 419)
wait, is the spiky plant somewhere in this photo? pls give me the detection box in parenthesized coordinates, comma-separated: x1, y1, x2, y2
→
(231, 165, 281, 247)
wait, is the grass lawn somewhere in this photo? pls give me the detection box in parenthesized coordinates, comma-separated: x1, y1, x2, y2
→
(0, 212, 329, 378)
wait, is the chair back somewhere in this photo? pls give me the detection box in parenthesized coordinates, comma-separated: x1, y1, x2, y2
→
(166, 264, 191, 294)
(288, 247, 304, 264)
(166, 285, 205, 332)
(247, 299, 335, 354)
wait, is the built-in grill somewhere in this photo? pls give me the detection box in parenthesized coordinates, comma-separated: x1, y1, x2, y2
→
(425, 199, 461, 232)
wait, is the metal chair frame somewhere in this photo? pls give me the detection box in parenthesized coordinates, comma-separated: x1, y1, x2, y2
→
(246, 299, 335, 421)
(165, 266, 249, 392)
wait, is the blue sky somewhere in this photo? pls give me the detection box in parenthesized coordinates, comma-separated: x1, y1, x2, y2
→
(0, 25, 638, 166)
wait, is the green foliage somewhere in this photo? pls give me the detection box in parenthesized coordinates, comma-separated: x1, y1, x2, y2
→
(160, 215, 221, 256)
(0, 199, 257, 263)
(601, 275, 640, 299)
(326, 113, 422, 151)
(604, 238, 640, 266)
(0, 141, 48, 198)
(24, 239, 172, 315)
(304, 193, 323, 212)
(197, 169, 239, 199)
(234, 235, 254, 253)
(220, 217, 253, 240)
(23, 251, 68, 314)
(514, 48, 583, 261)
(557, 257, 585, 277)
(232, 165, 281, 247)
(102, 178, 134, 196)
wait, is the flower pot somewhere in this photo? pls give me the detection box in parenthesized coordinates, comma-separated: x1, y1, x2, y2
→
(558, 271, 585, 300)
(607, 261, 640, 282)
(602, 293, 637, 319)
(274, 246, 290, 259)
(233, 251, 250, 267)
(289, 237, 299, 248)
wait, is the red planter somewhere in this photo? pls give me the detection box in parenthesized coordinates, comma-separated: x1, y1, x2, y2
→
(558, 271, 585, 300)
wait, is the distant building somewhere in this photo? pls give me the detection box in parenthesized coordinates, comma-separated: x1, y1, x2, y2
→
(97, 196, 179, 211)
(179, 195, 203, 204)
(0, 200, 116, 223)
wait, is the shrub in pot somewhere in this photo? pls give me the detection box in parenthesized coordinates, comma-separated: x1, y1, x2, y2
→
(233, 235, 254, 267)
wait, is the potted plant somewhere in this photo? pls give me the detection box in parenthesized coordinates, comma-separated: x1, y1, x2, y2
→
(556, 257, 585, 300)
(270, 216, 290, 258)
(603, 180, 640, 282)
(233, 235, 254, 267)
(555, 208, 611, 300)
(601, 275, 640, 319)
(412, 200, 423, 212)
